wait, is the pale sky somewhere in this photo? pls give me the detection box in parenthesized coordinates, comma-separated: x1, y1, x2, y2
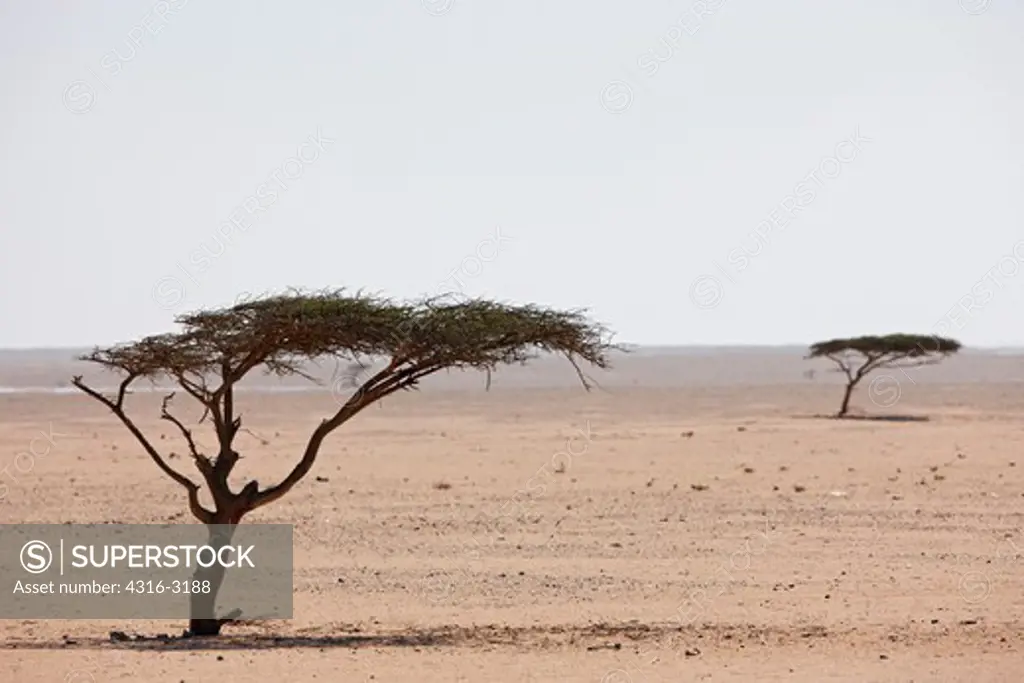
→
(1, 1, 1022, 348)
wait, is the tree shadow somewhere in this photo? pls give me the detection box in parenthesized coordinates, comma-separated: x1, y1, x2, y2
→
(796, 413, 931, 423)
(1, 630, 458, 653)
(0, 622, 689, 653)
(2, 619, 1010, 654)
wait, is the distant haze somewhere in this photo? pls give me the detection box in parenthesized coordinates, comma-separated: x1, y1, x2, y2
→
(1, 347, 1022, 392)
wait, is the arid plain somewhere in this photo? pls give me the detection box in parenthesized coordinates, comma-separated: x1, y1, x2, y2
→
(1, 348, 1022, 682)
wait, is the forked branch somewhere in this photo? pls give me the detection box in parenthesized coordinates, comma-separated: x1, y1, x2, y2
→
(252, 359, 449, 510)
(160, 393, 214, 479)
(71, 376, 215, 523)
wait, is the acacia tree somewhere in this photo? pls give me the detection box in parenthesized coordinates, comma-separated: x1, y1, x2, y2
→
(806, 334, 961, 418)
(71, 289, 615, 636)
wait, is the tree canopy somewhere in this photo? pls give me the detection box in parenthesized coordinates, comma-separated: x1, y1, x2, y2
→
(82, 290, 613, 382)
(807, 334, 961, 359)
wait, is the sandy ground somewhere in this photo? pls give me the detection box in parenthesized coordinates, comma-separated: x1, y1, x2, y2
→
(1, 361, 1023, 681)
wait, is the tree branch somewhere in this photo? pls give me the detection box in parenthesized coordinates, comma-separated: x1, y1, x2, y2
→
(210, 361, 244, 481)
(114, 373, 137, 410)
(248, 396, 371, 511)
(160, 393, 214, 479)
(879, 354, 941, 370)
(361, 360, 442, 401)
(175, 372, 218, 426)
(825, 353, 854, 382)
(248, 357, 428, 511)
(72, 376, 215, 523)
(853, 352, 883, 380)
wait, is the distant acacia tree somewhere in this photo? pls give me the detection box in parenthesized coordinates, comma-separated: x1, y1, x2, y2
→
(72, 289, 616, 636)
(806, 334, 961, 418)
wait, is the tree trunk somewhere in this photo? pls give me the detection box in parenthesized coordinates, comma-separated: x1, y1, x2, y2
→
(837, 380, 856, 418)
(187, 521, 237, 637)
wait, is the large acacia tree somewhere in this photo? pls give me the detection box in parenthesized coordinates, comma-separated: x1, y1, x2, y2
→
(806, 334, 961, 417)
(71, 289, 615, 636)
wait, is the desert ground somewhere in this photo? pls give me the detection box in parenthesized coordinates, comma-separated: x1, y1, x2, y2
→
(1, 349, 1022, 681)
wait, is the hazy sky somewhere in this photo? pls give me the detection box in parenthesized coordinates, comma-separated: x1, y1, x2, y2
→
(2, 1, 1022, 348)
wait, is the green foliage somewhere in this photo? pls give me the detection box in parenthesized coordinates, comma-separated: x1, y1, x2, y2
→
(808, 334, 961, 359)
(79, 288, 617, 389)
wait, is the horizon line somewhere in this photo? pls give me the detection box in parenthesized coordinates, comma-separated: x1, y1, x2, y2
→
(3, 342, 1024, 353)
